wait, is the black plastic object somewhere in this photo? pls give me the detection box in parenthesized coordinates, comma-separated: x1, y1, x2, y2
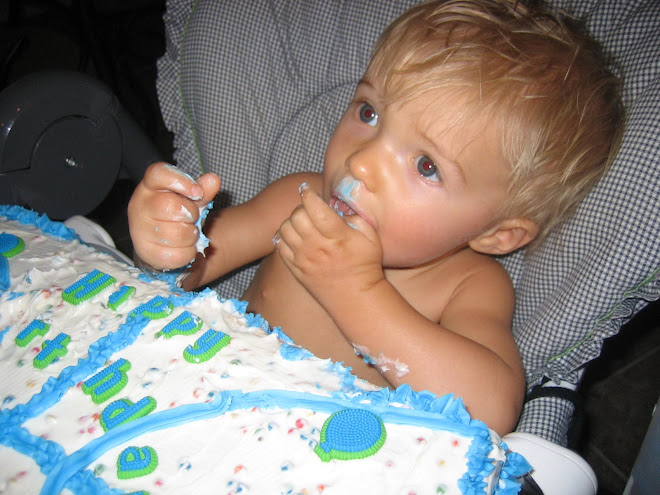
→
(0, 70, 159, 219)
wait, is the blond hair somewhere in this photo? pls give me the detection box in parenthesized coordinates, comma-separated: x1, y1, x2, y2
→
(367, 0, 624, 244)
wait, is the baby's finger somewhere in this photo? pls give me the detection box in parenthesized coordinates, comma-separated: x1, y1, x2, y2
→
(148, 191, 199, 224)
(141, 243, 198, 271)
(287, 203, 316, 240)
(145, 218, 201, 248)
(195, 173, 221, 207)
(298, 182, 343, 236)
(277, 216, 304, 251)
(272, 229, 294, 262)
(143, 162, 204, 201)
(342, 214, 379, 244)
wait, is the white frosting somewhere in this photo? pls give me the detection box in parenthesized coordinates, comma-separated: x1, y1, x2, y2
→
(353, 344, 410, 378)
(0, 211, 529, 495)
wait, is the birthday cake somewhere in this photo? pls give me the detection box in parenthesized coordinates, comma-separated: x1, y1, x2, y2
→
(0, 205, 530, 495)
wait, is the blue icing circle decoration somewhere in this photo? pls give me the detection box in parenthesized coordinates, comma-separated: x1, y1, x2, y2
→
(0, 232, 24, 258)
(314, 408, 386, 462)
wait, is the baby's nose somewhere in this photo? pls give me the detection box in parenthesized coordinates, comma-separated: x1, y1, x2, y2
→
(347, 143, 388, 192)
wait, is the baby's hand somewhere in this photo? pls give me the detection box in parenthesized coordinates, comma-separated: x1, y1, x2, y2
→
(128, 162, 220, 270)
(275, 183, 384, 301)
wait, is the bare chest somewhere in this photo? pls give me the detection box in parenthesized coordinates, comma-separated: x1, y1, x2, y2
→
(242, 254, 458, 386)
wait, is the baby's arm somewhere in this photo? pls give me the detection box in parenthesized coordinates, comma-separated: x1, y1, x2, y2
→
(128, 163, 317, 289)
(276, 184, 524, 436)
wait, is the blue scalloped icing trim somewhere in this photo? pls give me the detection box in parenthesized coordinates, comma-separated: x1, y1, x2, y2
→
(0, 205, 79, 242)
(0, 206, 78, 292)
(0, 206, 530, 494)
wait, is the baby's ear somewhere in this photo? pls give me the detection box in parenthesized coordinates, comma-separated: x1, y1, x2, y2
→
(468, 218, 538, 255)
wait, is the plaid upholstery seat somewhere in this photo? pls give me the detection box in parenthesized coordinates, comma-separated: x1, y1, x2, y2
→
(156, 0, 660, 446)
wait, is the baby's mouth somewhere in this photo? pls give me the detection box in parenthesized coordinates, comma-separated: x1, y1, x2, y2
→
(329, 196, 357, 217)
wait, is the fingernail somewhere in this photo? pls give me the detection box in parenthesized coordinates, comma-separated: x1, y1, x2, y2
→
(347, 222, 358, 230)
(298, 182, 309, 195)
(272, 233, 281, 246)
(163, 164, 204, 199)
(189, 185, 203, 201)
(178, 205, 194, 222)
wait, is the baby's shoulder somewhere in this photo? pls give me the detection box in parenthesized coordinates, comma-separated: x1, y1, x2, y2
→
(441, 249, 515, 307)
(420, 248, 513, 305)
(393, 249, 513, 322)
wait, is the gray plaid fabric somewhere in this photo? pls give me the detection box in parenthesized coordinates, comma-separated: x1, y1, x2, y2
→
(157, 0, 660, 446)
(517, 394, 576, 446)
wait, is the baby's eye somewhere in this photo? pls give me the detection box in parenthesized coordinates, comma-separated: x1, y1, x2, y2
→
(358, 103, 378, 127)
(415, 156, 441, 182)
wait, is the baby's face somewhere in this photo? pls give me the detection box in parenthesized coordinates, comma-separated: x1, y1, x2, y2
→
(322, 77, 512, 267)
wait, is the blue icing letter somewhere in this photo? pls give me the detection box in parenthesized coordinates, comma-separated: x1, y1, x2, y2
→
(156, 311, 203, 339)
(314, 409, 386, 462)
(0, 232, 25, 258)
(183, 329, 231, 364)
(82, 358, 131, 404)
(15, 319, 50, 347)
(117, 446, 158, 479)
(129, 295, 173, 320)
(100, 397, 157, 432)
(108, 285, 136, 311)
(33, 333, 70, 369)
(62, 270, 116, 305)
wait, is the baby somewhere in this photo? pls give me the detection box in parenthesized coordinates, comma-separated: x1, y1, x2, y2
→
(128, 0, 623, 435)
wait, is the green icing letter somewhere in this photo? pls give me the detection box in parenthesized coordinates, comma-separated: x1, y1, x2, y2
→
(82, 358, 131, 404)
(100, 397, 157, 432)
(129, 295, 173, 320)
(117, 446, 158, 479)
(108, 285, 136, 311)
(156, 311, 203, 339)
(15, 319, 50, 347)
(183, 329, 231, 364)
(62, 270, 116, 305)
(33, 333, 70, 369)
